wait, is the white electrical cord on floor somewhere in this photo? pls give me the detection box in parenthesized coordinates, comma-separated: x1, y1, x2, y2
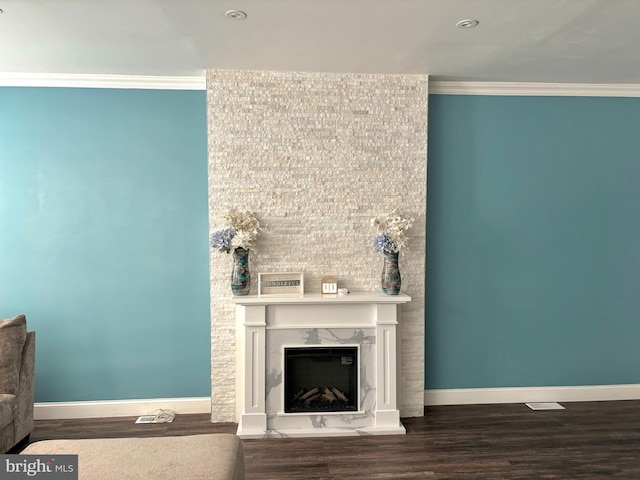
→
(151, 408, 176, 423)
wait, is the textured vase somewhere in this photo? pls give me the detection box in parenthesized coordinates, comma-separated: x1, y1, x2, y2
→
(231, 247, 250, 296)
(381, 253, 401, 295)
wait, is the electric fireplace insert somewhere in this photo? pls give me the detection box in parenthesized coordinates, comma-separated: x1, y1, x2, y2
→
(284, 346, 358, 413)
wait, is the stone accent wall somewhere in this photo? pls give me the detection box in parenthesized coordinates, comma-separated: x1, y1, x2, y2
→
(207, 70, 428, 422)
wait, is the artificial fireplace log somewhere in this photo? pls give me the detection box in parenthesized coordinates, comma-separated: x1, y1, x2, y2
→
(304, 392, 322, 405)
(290, 386, 351, 412)
(322, 387, 337, 403)
(331, 386, 349, 402)
(292, 389, 305, 402)
(299, 386, 320, 401)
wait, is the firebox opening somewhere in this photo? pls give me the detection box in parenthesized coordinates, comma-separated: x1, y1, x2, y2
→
(284, 346, 358, 413)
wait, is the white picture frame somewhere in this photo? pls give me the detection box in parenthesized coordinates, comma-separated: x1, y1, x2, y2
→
(258, 272, 304, 296)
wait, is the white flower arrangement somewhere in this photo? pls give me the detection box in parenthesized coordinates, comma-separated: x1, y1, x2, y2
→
(210, 209, 262, 253)
(371, 210, 414, 255)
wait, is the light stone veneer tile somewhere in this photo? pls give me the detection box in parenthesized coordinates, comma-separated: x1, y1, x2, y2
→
(207, 69, 428, 422)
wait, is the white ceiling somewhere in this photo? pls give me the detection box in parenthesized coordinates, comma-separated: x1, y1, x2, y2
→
(1, 0, 640, 84)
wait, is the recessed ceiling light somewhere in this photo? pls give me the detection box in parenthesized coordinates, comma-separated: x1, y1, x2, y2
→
(225, 10, 247, 20)
(456, 19, 479, 29)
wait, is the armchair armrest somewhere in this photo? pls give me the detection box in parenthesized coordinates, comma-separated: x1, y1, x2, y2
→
(14, 331, 35, 443)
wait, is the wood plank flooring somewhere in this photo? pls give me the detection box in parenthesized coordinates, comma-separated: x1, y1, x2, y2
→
(26, 400, 640, 479)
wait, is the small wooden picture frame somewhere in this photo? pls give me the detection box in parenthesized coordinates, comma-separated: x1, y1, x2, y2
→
(258, 272, 304, 296)
(321, 276, 338, 295)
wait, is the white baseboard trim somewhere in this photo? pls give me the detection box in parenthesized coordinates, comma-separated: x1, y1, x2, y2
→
(34, 397, 211, 420)
(425, 384, 640, 406)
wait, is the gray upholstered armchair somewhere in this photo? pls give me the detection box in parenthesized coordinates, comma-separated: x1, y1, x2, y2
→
(0, 314, 35, 453)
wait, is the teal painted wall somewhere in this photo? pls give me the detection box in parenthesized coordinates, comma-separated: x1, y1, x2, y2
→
(426, 94, 640, 389)
(3, 88, 639, 402)
(0, 88, 210, 402)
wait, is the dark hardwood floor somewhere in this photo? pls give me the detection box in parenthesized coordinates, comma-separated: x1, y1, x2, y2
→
(27, 400, 640, 479)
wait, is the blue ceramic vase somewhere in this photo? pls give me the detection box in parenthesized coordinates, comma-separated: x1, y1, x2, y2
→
(231, 247, 250, 296)
(381, 253, 401, 295)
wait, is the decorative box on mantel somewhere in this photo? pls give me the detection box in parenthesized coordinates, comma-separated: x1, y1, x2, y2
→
(232, 292, 411, 438)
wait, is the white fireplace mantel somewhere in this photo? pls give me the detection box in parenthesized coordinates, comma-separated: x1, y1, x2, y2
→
(233, 291, 411, 438)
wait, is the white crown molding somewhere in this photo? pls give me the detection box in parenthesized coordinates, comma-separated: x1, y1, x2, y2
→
(430, 81, 640, 97)
(424, 384, 640, 406)
(3, 73, 640, 97)
(0, 73, 206, 90)
(34, 397, 211, 420)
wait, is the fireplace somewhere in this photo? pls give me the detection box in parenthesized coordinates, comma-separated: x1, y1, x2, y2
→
(284, 346, 358, 413)
(233, 292, 410, 438)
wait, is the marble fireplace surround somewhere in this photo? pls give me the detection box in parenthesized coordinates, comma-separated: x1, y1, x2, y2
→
(233, 292, 410, 438)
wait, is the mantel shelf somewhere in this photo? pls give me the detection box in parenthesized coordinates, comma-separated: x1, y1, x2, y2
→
(231, 291, 411, 306)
